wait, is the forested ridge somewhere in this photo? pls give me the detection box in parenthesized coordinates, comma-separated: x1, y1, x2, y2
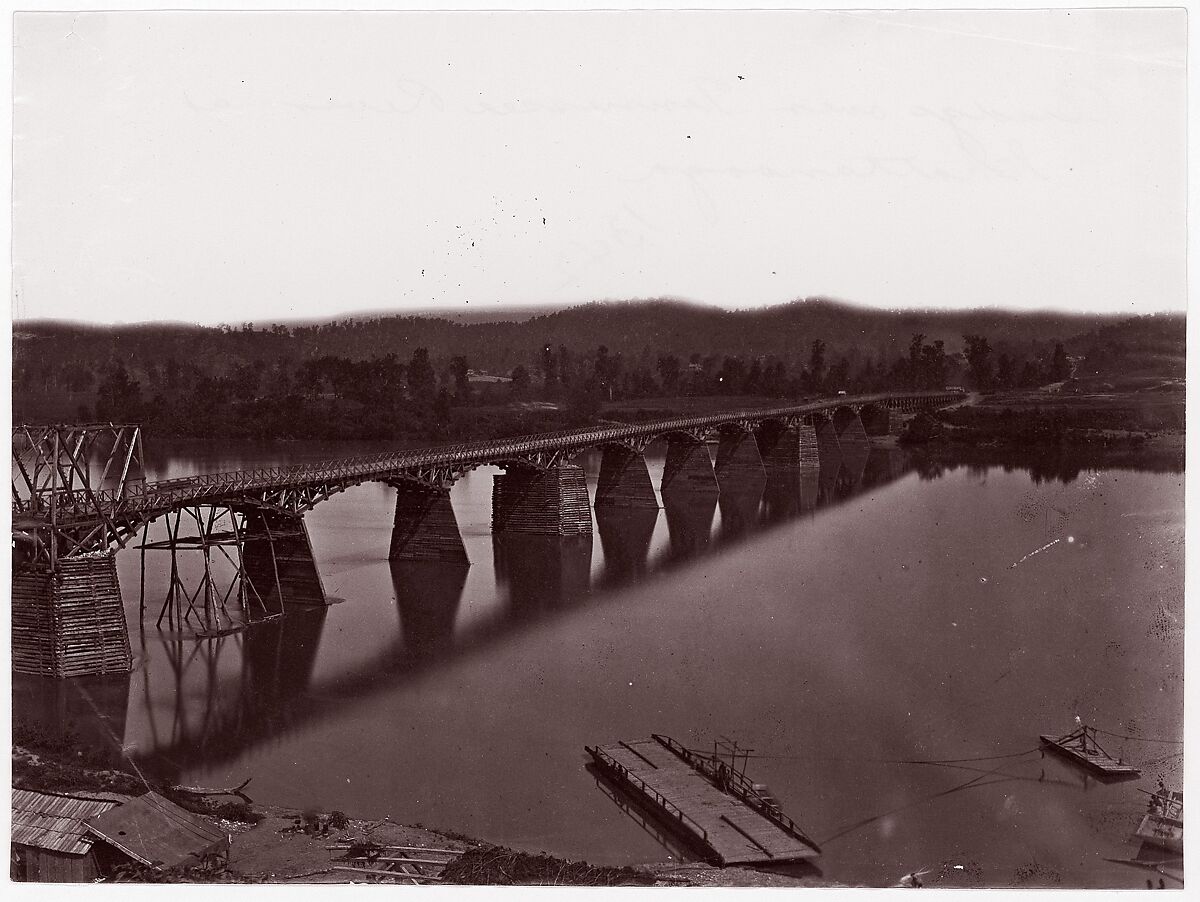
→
(13, 298, 1184, 440)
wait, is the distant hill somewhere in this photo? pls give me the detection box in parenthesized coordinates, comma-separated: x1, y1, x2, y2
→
(13, 297, 1184, 376)
(14, 297, 1183, 431)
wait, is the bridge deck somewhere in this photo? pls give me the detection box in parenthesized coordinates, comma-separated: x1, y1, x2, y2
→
(16, 391, 962, 524)
(588, 736, 820, 865)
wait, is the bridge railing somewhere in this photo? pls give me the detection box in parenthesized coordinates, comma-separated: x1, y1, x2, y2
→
(29, 391, 962, 516)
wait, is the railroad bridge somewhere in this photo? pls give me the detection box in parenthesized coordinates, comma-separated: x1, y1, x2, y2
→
(11, 390, 961, 677)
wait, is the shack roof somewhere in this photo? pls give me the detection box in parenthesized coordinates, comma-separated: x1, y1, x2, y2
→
(83, 791, 228, 869)
(11, 789, 122, 855)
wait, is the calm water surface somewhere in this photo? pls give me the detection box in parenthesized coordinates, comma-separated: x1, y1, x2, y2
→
(16, 440, 1184, 887)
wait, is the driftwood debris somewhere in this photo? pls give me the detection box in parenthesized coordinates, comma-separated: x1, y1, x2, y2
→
(170, 777, 253, 803)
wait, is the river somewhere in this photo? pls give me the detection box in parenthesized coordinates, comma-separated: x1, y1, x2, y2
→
(13, 439, 1184, 888)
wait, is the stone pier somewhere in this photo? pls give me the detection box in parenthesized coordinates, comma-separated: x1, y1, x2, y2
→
(491, 462, 592, 535)
(238, 507, 329, 609)
(714, 426, 766, 486)
(660, 434, 719, 498)
(12, 552, 133, 678)
(594, 444, 659, 509)
(833, 408, 871, 456)
(860, 404, 901, 436)
(813, 415, 842, 466)
(754, 422, 820, 476)
(388, 482, 468, 563)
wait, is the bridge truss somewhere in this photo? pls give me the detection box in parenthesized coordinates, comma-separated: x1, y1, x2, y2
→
(12, 424, 146, 570)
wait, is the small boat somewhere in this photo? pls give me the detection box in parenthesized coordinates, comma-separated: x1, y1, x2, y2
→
(1135, 789, 1183, 854)
(1038, 723, 1141, 778)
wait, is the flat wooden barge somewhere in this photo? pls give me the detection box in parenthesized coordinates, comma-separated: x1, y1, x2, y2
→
(1039, 725, 1141, 778)
(585, 734, 820, 866)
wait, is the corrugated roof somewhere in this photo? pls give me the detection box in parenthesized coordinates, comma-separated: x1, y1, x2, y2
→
(12, 789, 122, 855)
(83, 791, 228, 870)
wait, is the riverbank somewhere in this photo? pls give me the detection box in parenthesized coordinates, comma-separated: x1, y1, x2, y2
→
(899, 387, 1185, 473)
(11, 742, 830, 886)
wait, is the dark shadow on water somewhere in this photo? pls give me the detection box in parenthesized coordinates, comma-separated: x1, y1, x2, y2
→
(595, 508, 660, 588)
(50, 440, 1178, 790)
(836, 445, 870, 494)
(13, 672, 132, 769)
(816, 460, 842, 505)
(131, 608, 329, 781)
(715, 483, 764, 545)
(749, 860, 826, 881)
(391, 560, 469, 661)
(494, 533, 594, 618)
(241, 607, 329, 709)
(660, 495, 718, 564)
(910, 444, 1184, 486)
(759, 472, 820, 524)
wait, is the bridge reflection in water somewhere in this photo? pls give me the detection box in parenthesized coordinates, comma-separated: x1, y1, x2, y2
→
(14, 446, 918, 782)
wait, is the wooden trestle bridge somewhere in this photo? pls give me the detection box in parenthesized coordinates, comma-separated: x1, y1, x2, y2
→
(11, 390, 962, 677)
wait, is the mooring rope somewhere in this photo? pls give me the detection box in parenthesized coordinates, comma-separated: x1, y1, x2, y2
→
(1091, 727, 1183, 745)
(682, 745, 1044, 767)
(819, 762, 1019, 846)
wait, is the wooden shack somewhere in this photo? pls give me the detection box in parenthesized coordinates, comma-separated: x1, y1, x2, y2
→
(83, 791, 230, 871)
(10, 789, 125, 882)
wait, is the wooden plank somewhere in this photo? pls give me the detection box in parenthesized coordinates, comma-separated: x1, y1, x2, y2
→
(1039, 734, 1141, 776)
(327, 845, 461, 855)
(589, 738, 819, 866)
(330, 865, 440, 883)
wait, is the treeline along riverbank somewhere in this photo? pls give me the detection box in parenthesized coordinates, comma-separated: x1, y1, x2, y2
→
(13, 299, 1182, 442)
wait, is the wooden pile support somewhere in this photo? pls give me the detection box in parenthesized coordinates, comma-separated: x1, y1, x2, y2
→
(594, 445, 659, 509)
(140, 505, 281, 633)
(388, 482, 468, 562)
(491, 462, 592, 535)
(12, 552, 133, 678)
(660, 434, 719, 499)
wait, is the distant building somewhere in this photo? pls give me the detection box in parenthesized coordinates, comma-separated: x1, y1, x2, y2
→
(466, 369, 512, 384)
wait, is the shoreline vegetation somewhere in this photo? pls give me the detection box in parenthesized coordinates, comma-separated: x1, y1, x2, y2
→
(899, 387, 1184, 477)
(13, 301, 1183, 445)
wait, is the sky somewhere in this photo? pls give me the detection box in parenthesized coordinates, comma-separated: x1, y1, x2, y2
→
(11, 7, 1187, 325)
